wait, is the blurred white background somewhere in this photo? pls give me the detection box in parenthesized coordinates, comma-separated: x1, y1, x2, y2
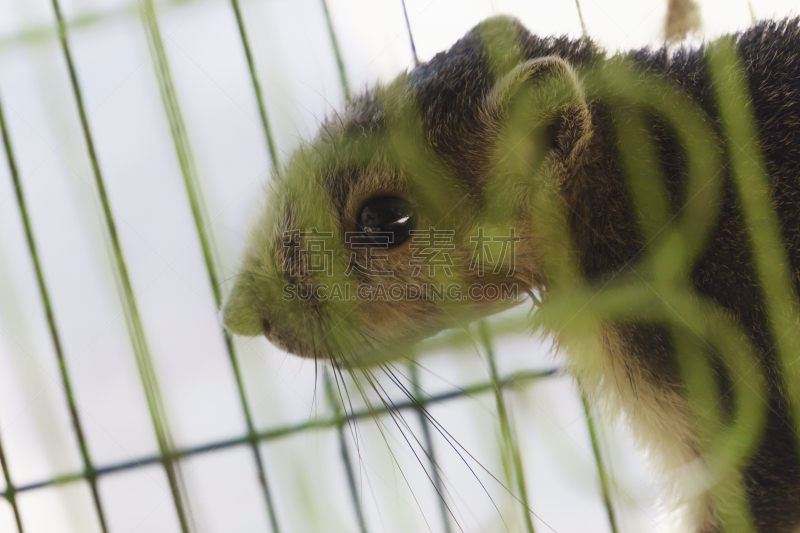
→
(0, 0, 797, 532)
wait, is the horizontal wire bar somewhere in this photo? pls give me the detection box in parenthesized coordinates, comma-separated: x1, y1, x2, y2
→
(0, 0, 199, 50)
(0, 367, 558, 499)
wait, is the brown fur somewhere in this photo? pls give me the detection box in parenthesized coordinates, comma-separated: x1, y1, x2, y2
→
(225, 16, 800, 532)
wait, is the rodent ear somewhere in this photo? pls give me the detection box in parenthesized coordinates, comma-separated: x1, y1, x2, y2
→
(485, 55, 591, 162)
(221, 278, 263, 336)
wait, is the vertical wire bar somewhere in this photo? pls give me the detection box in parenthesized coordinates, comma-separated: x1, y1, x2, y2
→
(574, 0, 588, 36)
(0, 81, 109, 532)
(317, 14, 368, 529)
(408, 364, 452, 533)
(479, 322, 535, 533)
(137, 2, 281, 531)
(324, 371, 369, 533)
(338, 428, 369, 533)
(229, 0, 281, 177)
(48, 2, 192, 531)
(400, 0, 419, 67)
(581, 394, 619, 533)
(395, 10, 453, 528)
(320, 0, 350, 101)
(0, 422, 23, 532)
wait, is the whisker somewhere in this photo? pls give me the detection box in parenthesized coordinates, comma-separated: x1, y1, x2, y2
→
(364, 366, 468, 532)
(356, 368, 438, 533)
(379, 363, 516, 532)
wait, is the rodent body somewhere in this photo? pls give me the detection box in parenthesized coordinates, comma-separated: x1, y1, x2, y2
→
(224, 17, 800, 532)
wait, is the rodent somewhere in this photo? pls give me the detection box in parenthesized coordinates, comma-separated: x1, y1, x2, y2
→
(223, 15, 800, 533)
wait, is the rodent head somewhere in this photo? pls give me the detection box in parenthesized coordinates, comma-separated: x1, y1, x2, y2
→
(222, 16, 592, 367)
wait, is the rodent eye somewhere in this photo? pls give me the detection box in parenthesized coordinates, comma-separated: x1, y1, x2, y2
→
(357, 195, 414, 247)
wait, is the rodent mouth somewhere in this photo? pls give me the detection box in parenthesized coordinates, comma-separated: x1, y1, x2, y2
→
(260, 297, 527, 364)
(262, 324, 310, 358)
(261, 317, 420, 365)
(261, 320, 348, 361)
